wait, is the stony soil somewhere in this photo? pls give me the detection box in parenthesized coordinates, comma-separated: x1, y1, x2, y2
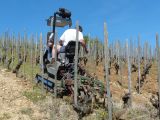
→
(0, 68, 78, 120)
(0, 60, 159, 120)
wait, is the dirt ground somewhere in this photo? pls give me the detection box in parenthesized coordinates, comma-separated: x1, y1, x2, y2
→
(0, 60, 159, 120)
(0, 68, 50, 120)
(0, 68, 78, 120)
(83, 61, 159, 119)
(85, 61, 158, 104)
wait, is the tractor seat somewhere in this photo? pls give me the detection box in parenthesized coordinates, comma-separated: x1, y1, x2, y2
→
(65, 41, 80, 63)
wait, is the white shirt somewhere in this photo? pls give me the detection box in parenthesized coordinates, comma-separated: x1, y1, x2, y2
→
(60, 29, 84, 46)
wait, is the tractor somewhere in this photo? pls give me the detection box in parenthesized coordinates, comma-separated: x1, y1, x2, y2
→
(35, 8, 106, 116)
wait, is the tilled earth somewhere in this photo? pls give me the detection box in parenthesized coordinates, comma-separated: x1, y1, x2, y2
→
(0, 68, 78, 120)
(0, 61, 159, 120)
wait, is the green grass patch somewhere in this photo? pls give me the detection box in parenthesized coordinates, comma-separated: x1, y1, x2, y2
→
(23, 87, 46, 103)
(95, 108, 107, 120)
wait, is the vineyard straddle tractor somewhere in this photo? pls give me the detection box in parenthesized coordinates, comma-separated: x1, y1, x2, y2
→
(35, 8, 106, 116)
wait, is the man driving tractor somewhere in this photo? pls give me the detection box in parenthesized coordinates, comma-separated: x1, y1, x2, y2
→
(51, 25, 88, 64)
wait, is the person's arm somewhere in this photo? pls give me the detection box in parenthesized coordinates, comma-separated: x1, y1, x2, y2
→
(59, 40, 64, 46)
(79, 32, 88, 53)
(59, 30, 66, 46)
(80, 39, 88, 53)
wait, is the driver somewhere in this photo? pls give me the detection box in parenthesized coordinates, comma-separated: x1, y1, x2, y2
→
(51, 25, 88, 63)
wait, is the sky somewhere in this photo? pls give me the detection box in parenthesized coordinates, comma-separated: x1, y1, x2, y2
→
(0, 0, 160, 48)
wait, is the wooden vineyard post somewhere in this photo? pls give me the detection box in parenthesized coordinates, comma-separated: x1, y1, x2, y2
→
(119, 42, 123, 85)
(39, 33, 45, 93)
(54, 31, 58, 97)
(30, 35, 33, 81)
(23, 35, 26, 79)
(138, 35, 141, 94)
(23, 32, 27, 78)
(1, 35, 3, 65)
(104, 22, 112, 120)
(5, 33, 7, 66)
(0, 35, 2, 63)
(126, 40, 132, 107)
(116, 40, 119, 64)
(142, 44, 145, 66)
(74, 21, 79, 107)
(35, 34, 37, 65)
(5, 32, 8, 67)
(4, 32, 7, 67)
(2, 34, 4, 65)
(92, 41, 95, 74)
(12, 34, 16, 69)
(88, 34, 90, 57)
(110, 43, 113, 60)
(94, 40, 97, 77)
(4, 33, 7, 67)
(15, 34, 17, 63)
(11, 34, 14, 70)
(95, 38, 98, 67)
(116, 40, 123, 85)
(130, 38, 133, 63)
(115, 40, 119, 65)
(0, 35, 2, 64)
(149, 45, 152, 63)
(156, 33, 160, 118)
(144, 42, 148, 69)
(87, 33, 91, 67)
(7, 33, 10, 68)
(154, 48, 157, 63)
(2, 35, 4, 64)
(17, 33, 20, 63)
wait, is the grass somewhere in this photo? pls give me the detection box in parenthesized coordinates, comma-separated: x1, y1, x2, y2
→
(0, 113, 11, 120)
(95, 108, 107, 120)
(20, 107, 34, 116)
(126, 108, 150, 120)
(22, 86, 46, 103)
(82, 108, 107, 120)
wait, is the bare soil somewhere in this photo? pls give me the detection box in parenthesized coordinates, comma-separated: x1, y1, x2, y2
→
(0, 68, 78, 120)
(0, 60, 159, 120)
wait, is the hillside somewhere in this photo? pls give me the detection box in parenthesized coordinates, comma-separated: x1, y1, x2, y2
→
(0, 59, 160, 120)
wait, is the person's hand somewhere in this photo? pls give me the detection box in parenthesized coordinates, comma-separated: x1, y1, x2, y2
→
(51, 58, 55, 64)
(85, 49, 88, 54)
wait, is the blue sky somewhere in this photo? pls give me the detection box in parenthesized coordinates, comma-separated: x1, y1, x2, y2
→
(0, 0, 160, 48)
